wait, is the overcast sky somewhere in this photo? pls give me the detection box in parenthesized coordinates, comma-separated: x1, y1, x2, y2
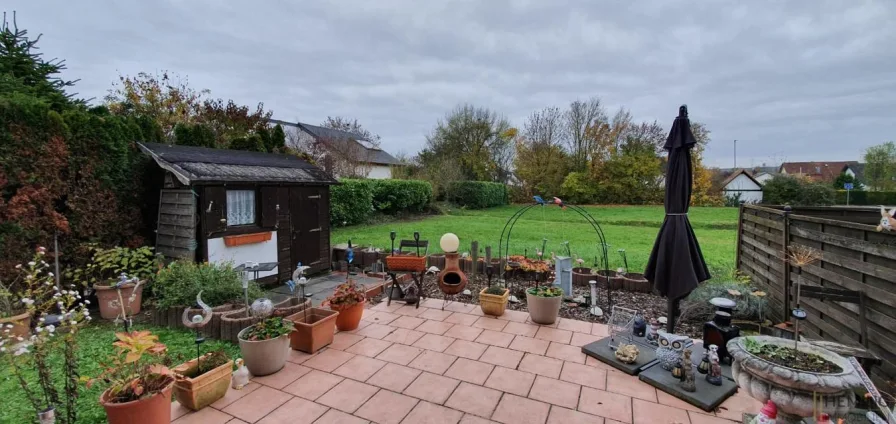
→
(7, 0, 895, 167)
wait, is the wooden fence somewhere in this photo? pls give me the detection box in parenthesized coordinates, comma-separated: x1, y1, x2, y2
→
(736, 204, 896, 387)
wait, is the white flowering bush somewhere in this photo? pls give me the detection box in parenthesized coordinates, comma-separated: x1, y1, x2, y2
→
(0, 247, 90, 424)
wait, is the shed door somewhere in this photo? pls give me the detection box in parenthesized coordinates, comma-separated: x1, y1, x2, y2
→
(290, 187, 323, 271)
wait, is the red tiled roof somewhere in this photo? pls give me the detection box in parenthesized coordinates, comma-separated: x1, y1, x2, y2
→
(778, 161, 857, 182)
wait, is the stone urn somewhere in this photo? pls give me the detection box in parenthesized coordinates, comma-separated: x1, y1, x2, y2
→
(727, 336, 863, 423)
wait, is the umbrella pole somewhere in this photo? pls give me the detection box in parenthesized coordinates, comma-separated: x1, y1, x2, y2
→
(667, 294, 686, 333)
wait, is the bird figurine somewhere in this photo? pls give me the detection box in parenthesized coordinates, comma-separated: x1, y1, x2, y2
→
(425, 266, 440, 275)
(232, 358, 249, 389)
(877, 206, 896, 232)
(552, 197, 566, 209)
(533, 195, 546, 205)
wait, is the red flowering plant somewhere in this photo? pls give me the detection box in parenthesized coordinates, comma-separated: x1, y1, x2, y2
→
(83, 330, 174, 403)
(326, 279, 366, 309)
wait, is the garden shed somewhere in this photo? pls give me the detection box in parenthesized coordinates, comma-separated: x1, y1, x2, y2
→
(139, 142, 338, 283)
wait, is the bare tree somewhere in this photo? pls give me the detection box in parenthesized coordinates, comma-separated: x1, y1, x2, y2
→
(321, 116, 382, 146)
(524, 106, 566, 147)
(564, 97, 607, 172)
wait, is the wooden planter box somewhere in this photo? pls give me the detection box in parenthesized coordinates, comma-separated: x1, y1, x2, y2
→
(274, 297, 311, 317)
(386, 254, 426, 272)
(572, 267, 595, 286)
(172, 354, 233, 411)
(223, 232, 271, 247)
(220, 309, 262, 344)
(428, 254, 446, 269)
(621, 273, 650, 293)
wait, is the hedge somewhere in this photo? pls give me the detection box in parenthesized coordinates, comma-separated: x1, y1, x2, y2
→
(330, 179, 433, 225)
(330, 179, 375, 226)
(834, 190, 896, 205)
(446, 181, 508, 209)
(370, 179, 432, 214)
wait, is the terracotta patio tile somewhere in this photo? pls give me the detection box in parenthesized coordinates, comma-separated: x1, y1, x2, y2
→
(303, 348, 356, 372)
(559, 361, 607, 390)
(372, 301, 405, 312)
(524, 316, 559, 328)
(345, 338, 393, 357)
(443, 301, 477, 314)
(282, 369, 344, 400)
(657, 389, 707, 413)
(606, 373, 657, 402)
(222, 385, 292, 423)
(472, 316, 508, 332)
(252, 362, 311, 389)
(226, 419, 249, 424)
(502, 321, 539, 337)
(444, 324, 484, 341)
(585, 355, 624, 375)
(355, 323, 397, 339)
(509, 336, 550, 356)
(528, 375, 581, 410)
(383, 328, 426, 345)
(557, 318, 593, 334)
(392, 315, 426, 329)
(211, 383, 261, 409)
(591, 323, 610, 336)
(445, 312, 480, 326)
(314, 408, 369, 424)
(316, 379, 379, 413)
(545, 342, 586, 364)
(409, 349, 459, 374)
(287, 349, 314, 364)
(632, 398, 690, 424)
(330, 332, 365, 350)
(479, 345, 524, 369)
(491, 393, 550, 424)
(171, 401, 191, 421)
(569, 332, 599, 347)
(333, 355, 388, 381)
(547, 406, 605, 424)
(475, 329, 515, 348)
(578, 387, 633, 424)
(256, 396, 328, 424)
(484, 366, 536, 397)
(417, 319, 455, 335)
(459, 415, 499, 424)
(714, 393, 763, 422)
(467, 305, 486, 317)
(353, 320, 372, 331)
(404, 372, 461, 404)
(413, 333, 457, 352)
(420, 308, 454, 321)
(534, 327, 573, 344)
(444, 382, 502, 418)
(421, 298, 445, 309)
(443, 339, 488, 360)
(495, 309, 529, 322)
(688, 411, 737, 424)
(364, 311, 401, 325)
(356, 389, 420, 424)
(518, 354, 564, 379)
(367, 363, 422, 392)
(172, 407, 232, 424)
(444, 358, 495, 385)
(400, 400, 465, 424)
(377, 343, 424, 365)
(396, 304, 427, 316)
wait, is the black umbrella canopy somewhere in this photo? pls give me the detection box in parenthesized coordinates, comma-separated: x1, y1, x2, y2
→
(645, 105, 711, 331)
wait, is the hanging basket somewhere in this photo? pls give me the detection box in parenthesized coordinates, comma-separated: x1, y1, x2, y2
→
(386, 254, 427, 272)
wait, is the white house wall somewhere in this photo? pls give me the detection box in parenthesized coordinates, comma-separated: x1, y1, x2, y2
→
(723, 174, 763, 203)
(367, 165, 392, 179)
(207, 232, 279, 279)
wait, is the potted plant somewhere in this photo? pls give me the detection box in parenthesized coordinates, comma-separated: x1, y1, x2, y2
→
(0, 279, 30, 338)
(326, 279, 367, 331)
(284, 267, 339, 354)
(237, 315, 292, 376)
(172, 351, 233, 411)
(94, 273, 144, 321)
(479, 286, 510, 317)
(525, 285, 564, 325)
(86, 331, 176, 424)
(66, 246, 159, 321)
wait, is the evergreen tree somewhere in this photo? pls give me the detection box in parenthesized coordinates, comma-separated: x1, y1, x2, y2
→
(270, 124, 286, 151)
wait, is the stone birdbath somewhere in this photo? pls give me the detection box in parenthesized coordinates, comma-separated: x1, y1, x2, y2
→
(727, 336, 863, 423)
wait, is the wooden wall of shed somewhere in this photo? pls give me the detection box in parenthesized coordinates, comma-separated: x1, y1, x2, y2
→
(736, 204, 896, 389)
(155, 189, 197, 260)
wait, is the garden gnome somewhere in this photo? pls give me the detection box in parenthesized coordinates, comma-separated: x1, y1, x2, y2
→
(706, 344, 723, 386)
(877, 206, 896, 232)
(680, 349, 696, 392)
(748, 400, 777, 424)
(232, 358, 249, 389)
(646, 318, 661, 345)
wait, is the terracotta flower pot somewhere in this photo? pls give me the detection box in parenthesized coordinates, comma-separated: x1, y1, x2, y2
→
(172, 354, 233, 411)
(0, 311, 31, 338)
(526, 290, 562, 325)
(286, 308, 339, 353)
(386, 254, 427, 272)
(479, 288, 509, 317)
(94, 283, 143, 320)
(330, 301, 365, 331)
(100, 379, 174, 424)
(237, 328, 290, 376)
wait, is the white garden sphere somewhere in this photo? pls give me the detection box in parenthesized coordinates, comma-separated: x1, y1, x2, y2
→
(440, 233, 460, 253)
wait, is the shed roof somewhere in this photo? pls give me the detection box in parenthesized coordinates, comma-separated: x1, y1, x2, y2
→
(139, 142, 337, 185)
(721, 168, 762, 189)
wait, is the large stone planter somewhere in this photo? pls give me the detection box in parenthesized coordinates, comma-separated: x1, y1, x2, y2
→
(238, 327, 290, 376)
(727, 336, 863, 422)
(525, 290, 561, 325)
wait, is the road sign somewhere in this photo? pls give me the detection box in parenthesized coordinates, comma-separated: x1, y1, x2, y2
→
(844, 183, 854, 190)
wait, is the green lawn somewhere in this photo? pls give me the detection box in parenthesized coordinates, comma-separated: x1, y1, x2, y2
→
(334, 205, 739, 279)
(0, 322, 240, 424)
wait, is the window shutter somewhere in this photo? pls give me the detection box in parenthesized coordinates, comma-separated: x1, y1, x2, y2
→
(204, 186, 227, 233)
(260, 186, 278, 228)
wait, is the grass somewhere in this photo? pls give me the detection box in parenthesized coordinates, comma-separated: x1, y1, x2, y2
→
(0, 322, 239, 424)
(334, 204, 739, 280)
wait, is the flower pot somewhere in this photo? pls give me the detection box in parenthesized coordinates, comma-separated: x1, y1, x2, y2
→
(100, 379, 174, 424)
(0, 311, 31, 338)
(621, 273, 650, 292)
(238, 327, 290, 376)
(286, 308, 339, 353)
(386, 254, 427, 272)
(94, 283, 143, 320)
(223, 232, 272, 247)
(438, 252, 468, 295)
(172, 354, 234, 411)
(479, 288, 509, 317)
(330, 301, 365, 331)
(571, 267, 593, 286)
(595, 270, 623, 290)
(525, 290, 562, 325)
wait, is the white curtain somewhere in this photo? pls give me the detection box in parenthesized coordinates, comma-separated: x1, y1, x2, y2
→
(227, 190, 255, 226)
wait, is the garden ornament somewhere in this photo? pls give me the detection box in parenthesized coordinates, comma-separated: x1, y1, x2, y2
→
(876, 206, 896, 232)
(706, 344, 723, 386)
(250, 298, 274, 318)
(614, 343, 640, 364)
(645, 318, 661, 345)
(232, 358, 249, 389)
(425, 266, 440, 275)
(552, 196, 566, 209)
(680, 349, 697, 392)
(656, 331, 690, 371)
(748, 400, 777, 424)
(533, 195, 546, 205)
(181, 291, 213, 329)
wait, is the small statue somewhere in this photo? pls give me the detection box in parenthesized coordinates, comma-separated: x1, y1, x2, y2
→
(680, 349, 696, 392)
(632, 313, 646, 337)
(232, 358, 249, 389)
(697, 350, 711, 374)
(645, 318, 661, 345)
(706, 344, 723, 386)
(614, 343, 640, 364)
(656, 331, 689, 371)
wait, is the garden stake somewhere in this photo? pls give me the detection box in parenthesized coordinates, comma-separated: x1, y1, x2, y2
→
(390, 230, 396, 254)
(618, 249, 629, 273)
(563, 241, 571, 258)
(540, 238, 547, 259)
(414, 231, 420, 256)
(486, 265, 493, 288)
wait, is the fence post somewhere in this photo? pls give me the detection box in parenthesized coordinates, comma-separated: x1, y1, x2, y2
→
(735, 201, 745, 270)
(485, 245, 492, 273)
(782, 205, 792, 318)
(471, 240, 479, 279)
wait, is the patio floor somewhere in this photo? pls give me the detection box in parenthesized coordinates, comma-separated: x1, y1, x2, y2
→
(171, 298, 763, 424)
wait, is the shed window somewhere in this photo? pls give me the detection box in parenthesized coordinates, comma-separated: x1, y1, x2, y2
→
(226, 190, 256, 226)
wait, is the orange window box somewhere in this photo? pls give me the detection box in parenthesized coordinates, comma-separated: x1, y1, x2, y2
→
(223, 232, 272, 247)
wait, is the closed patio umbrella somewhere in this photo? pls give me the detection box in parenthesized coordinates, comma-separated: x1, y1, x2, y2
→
(645, 105, 711, 333)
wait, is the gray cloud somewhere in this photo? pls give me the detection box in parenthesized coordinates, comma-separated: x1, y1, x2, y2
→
(7, 0, 895, 167)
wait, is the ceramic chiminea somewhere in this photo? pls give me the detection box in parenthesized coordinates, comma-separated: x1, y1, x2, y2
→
(702, 297, 740, 364)
(438, 233, 468, 295)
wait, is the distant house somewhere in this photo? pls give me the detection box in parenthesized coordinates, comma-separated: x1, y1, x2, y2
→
(753, 172, 775, 185)
(721, 169, 763, 203)
(842, 163, 865, 181)
(779, 161, 858, 183)
(270, 119, 401, 179)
